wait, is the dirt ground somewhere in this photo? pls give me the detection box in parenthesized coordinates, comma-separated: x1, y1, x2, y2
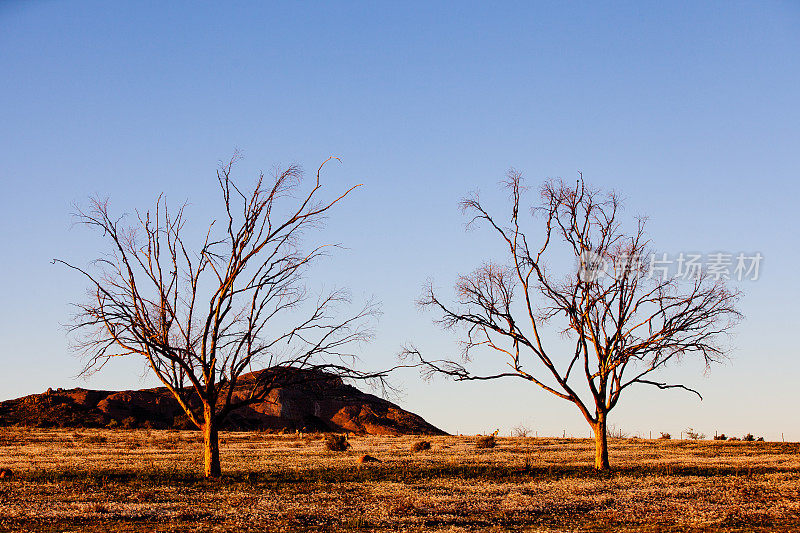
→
(0, 428, 798, 532)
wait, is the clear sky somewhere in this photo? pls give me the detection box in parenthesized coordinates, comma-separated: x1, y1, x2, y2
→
(1, 1, 798, 440)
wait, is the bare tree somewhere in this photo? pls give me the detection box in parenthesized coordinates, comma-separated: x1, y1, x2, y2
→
(404, 172, 741, 470)
(57, 154, 382, 478)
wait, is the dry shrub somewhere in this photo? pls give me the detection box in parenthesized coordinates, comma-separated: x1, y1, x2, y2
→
(511, 424, 532, 438)
(728, 436, 740, 441)
(743, 433, 755, 442)
(324, 434, 350, 451)
(685, 427, 705, 440)
(476, 435, 497, 449)
(714, 434, 727, 440)
(411, 440, 431, 453)
(659, 432, 671, 440)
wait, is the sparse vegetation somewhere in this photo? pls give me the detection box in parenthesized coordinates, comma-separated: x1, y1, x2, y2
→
(475, 433, 497, 449)
(0, 428, 798, 532)
(324, 434, 351, 452)
(511, 424, 532, 438)
(659, 432, 671, 440)
(685, 427, 706, 440)
(714, 434, 727, 440)
(743, 433, 756, 442)
(410, 440, 431, 453)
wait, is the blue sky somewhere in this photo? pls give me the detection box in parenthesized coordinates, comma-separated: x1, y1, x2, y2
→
(1, 1, 798, 440)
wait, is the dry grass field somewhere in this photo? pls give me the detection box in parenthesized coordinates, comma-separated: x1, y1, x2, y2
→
(0, 428, 798, 532)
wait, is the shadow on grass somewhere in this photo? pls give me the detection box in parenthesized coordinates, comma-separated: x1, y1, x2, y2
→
(19, 461, 798, 487)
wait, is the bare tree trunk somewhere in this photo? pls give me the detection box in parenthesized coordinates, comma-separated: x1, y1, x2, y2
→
(202, 405, 221, 478)
(593, 412, 610, 471)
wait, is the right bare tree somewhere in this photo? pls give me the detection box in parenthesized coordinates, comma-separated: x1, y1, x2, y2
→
(404, 172, 741, 470)
(57, 154, 384, 478)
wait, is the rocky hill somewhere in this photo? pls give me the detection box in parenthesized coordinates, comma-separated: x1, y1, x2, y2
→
(0, 370, 445, 435)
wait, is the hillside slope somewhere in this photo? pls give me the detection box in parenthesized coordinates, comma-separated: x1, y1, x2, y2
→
(0, 369, 445, 435)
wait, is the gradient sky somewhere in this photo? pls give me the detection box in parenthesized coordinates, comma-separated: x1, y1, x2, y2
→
(1, 1, 798, 440)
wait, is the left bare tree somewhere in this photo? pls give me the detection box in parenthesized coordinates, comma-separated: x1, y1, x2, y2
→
(56, 154, 379, 478)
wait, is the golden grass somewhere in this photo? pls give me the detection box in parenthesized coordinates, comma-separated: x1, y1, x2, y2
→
(0, 428, 798, 532)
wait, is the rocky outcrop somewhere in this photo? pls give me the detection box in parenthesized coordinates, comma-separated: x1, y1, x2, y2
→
(0, 370, 445, 435)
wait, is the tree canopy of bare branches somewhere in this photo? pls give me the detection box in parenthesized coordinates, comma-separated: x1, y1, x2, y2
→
(57, 154, 381, 477)
(404, 171, 741, 469)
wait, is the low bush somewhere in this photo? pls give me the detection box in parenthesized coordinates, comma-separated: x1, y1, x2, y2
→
(411, 440, 431, 453)
(714, 434, 727, 440)
(685, 428, 705, 440)
(324, 434, 350, 452)
(511, 424, 532, 438)
(476, 434, 497, 449)
(743, 434, 755, 442)
(659, 432, 671, 440)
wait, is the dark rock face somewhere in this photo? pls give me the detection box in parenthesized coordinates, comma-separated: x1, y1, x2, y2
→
(0, 370, 445, 435)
